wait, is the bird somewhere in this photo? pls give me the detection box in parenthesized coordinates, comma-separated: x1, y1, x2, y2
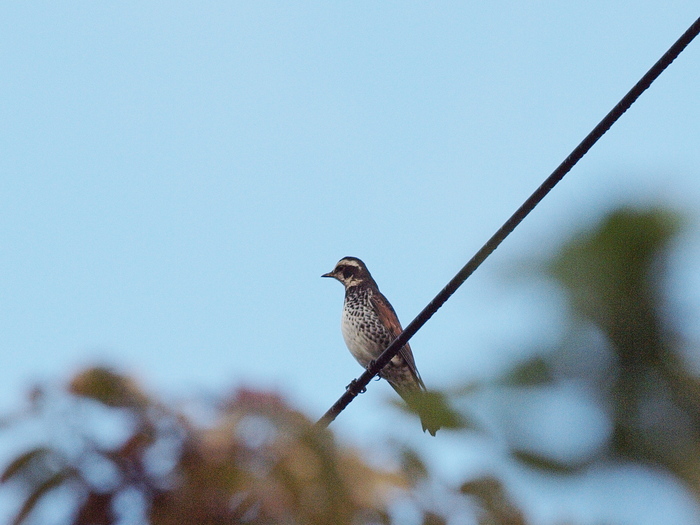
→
(322, 256, 440, 435)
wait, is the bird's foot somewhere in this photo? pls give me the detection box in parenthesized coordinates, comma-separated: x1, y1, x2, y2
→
(366, 360, 381, 381)
(346, 379, 366, 394)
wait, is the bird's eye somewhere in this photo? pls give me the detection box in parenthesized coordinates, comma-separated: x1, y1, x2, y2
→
(342, 267, 354, 279)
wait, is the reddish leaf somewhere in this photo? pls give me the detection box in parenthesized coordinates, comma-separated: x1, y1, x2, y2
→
(75, 492, 113, 525)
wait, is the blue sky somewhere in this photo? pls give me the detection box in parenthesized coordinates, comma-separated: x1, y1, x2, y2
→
(2, 3, 700, 523)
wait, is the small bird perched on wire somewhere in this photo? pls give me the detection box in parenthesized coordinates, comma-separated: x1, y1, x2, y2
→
(323, 256, 440, 435)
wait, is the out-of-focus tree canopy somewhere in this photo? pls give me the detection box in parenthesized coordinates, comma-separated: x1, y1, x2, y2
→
(504, 208, 700, 488)
(2, 205, 699, 524)
(1, 371, 411, 524)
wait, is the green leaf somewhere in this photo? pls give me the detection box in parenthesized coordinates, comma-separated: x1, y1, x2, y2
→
(12, 471, 69, 525)
(399, 447, 428, 484)
(501, 355, 553, 386)
(421, 511, 447, 525)
(69, 367, 147, 408)
(1, 448, 51, 483)
(550, 207, 681, 329)
(460, 476, 526, 525)
(393, 390, 474, 431)
(511, 449, 580, 474)
(460, 476, 502, 498)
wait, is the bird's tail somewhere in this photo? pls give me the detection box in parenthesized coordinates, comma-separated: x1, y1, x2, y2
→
(420, 413, 441, 437)
(392, 386, 442, 436)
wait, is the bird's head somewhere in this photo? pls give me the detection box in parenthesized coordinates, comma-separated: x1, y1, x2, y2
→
(322, 257, 375, 288)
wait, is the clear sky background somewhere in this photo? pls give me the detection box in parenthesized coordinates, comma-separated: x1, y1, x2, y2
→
(2, 3, 700, 524)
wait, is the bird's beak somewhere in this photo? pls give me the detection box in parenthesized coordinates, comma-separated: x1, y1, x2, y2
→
(321, 271, 334, 278)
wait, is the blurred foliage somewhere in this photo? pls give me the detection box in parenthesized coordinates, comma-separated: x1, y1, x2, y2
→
(393, 390, 471, 432)
(2, 369, 408, 524)
(502, 207, 700, 490)
(461, 477, 526, 525)
(3, 205, 700, 524)
(551, 208, 700, 473)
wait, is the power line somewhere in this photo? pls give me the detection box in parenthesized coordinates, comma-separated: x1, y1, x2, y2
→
(317, 16, 700, 430)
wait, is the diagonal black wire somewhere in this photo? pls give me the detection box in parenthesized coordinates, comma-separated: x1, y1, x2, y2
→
(317, 16, 700, 430)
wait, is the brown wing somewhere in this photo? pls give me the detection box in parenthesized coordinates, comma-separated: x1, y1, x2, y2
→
(370, 291, 427, 390)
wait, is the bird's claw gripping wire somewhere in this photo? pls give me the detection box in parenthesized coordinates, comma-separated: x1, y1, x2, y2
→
(346, 379, 366, 394)
(367, 360, 381, 381)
